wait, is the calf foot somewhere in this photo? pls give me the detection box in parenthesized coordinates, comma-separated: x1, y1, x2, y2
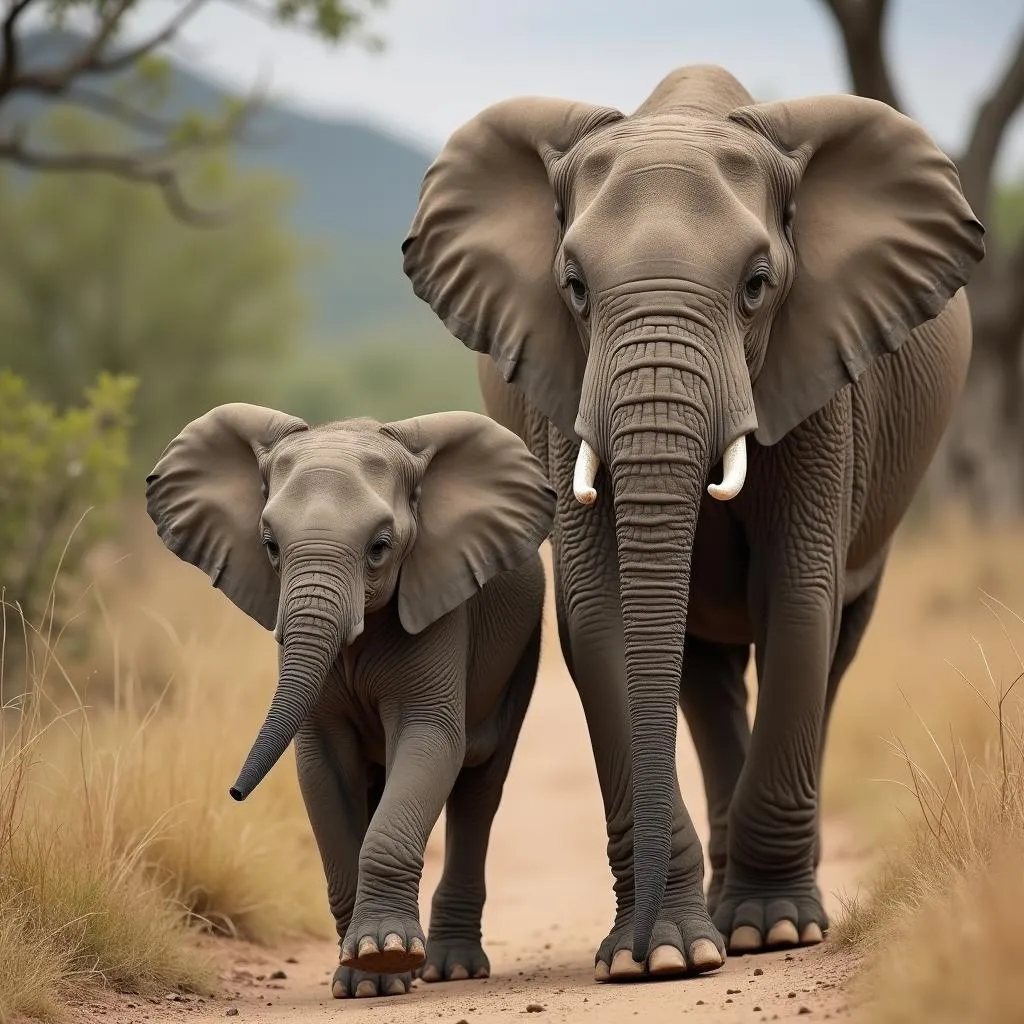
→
(418, 936, 490, 982)
(712, 869, 828, 954)
(340, 913, 426, 974)
(331, 964, 412, 998)
(595, 908, 725, 983)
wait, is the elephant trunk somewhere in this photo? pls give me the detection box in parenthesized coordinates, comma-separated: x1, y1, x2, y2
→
(591, 318, 750, 963)
(229, 570, 353, 801)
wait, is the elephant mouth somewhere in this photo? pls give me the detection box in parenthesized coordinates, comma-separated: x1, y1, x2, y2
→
(572, 432, 750, 506)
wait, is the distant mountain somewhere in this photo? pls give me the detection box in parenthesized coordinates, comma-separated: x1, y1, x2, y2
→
(3, 30, 450, 348)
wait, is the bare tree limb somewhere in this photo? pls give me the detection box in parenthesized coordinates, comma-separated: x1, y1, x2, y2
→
(818, 0, 903, 111)
(0, 0, 34, 94)
(0, 86, 263, 225)
(44, 86, 183, 136)
(957, 24, 1024, 225)
(0, 134, 234, 225)
(8, 0, 206, 95)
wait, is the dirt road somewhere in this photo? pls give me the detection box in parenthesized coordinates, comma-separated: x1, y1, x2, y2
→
(85, 566, 869, 1024)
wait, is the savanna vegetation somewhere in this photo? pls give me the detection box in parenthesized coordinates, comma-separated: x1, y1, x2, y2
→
(1, 0, 1023, 1021)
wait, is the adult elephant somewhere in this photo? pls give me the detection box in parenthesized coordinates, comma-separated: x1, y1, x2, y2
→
(401, 65, 984, 981)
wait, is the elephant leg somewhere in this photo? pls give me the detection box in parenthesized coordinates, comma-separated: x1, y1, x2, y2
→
(713, 450, 846, 956)
(549, 429, 723, 982)
(341, 673, 466, 978)
(677, 636, 751, 916)
(421, 621, 541, 985)
(294, 721, 412, 999)
(812, 563, 886, 869)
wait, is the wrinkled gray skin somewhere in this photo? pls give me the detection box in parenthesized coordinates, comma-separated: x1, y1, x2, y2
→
(402, 64, 986, 981)
(146, 405, 555, 999)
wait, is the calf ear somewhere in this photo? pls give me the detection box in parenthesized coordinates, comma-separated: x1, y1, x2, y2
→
(146, 403, 308, 629)
(382, 411, 555, 635)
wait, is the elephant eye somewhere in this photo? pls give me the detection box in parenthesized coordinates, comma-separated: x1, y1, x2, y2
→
(565, 271, 590, 317)
(740, 269, 771, 315)
(264, 538, 280, 566)
(367, 537, 392, 569)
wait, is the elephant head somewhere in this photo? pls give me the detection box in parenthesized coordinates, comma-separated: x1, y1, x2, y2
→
(401, 65, 986, 958)
(146, 405, 555, 802)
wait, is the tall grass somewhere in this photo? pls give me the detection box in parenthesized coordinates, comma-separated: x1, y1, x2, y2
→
(0, 601, 214, 1023)
(835, 593, 1024, 1023)
(823, 514, 1024, 832)
(0, 515, 337, 1021)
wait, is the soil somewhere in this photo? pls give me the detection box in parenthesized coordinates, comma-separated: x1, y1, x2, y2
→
(75, 574, 871, 1024)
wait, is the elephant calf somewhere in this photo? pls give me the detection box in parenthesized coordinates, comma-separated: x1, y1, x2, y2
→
(145, 404, 556, 998)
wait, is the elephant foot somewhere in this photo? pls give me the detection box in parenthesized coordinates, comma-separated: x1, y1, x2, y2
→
(340, 914, 427, 974)
(331, 964, 413, 998)
(594, 911, 725, 983)
(417, 936, 490, 982)
(712, 870, 828, 954)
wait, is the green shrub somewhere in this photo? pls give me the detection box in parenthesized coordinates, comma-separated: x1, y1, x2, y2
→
(0, 370, 136, 682)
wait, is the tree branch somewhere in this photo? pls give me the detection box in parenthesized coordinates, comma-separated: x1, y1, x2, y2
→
(818, 0, 903, 111)
(0, 90, 262, 225)
(49, 86, 183, 136)
(0, 0, 34, 94)
(8, 0, 206, 95)
(956, 24, 1024, 225)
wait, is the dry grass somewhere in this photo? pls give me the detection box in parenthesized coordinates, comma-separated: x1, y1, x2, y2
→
(832, 579, 1024, 1022)
(0, 510, 340, 1021)
(0, 620, 215, 1023)
(822, 508, 1024, 833)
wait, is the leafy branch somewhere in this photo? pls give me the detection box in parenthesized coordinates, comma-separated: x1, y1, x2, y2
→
(0, 0, 385, 223)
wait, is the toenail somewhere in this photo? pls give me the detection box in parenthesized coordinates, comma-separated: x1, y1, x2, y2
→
(766, 920, 799, 946)
(689, 938, 724, 970)
(610, 948, 645, 978)
(594, 960, 610, 982)
(410, 936, 425, 956)
(648, 945, 687, 975)
(358, 936, 379, 957)
(474, 967, 489, 979)
(331, 981, 347, 999)
(449, 964, 469, 981)
(800, 922, 824, 944)
(385, 977, 406, 996)
(354, 980, 377, 998)
(383, 932, 404, 951)
(728, 925, 762, 952)
(421, 964, 441, 982)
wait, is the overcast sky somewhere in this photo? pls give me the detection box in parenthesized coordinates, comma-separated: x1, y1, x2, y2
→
(134, 0, 1023, 175)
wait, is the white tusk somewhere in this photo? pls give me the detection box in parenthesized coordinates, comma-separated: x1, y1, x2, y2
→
(573, 440, 600, 505)
(707, 434, 748, 501)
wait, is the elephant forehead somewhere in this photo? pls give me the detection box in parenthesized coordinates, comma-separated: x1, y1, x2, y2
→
(564, 167, 772, 287)
(573, 117, 771, 197)
(267, 437, 402, 503)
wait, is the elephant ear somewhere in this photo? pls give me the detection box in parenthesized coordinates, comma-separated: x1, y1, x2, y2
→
(729, 95, 986, 446)
(382, 412, 556, 635)
(145, 403, 309, 630)
(401, 97, 624, 443)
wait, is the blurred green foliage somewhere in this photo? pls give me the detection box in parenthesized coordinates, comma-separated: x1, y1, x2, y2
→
(0, 370, 136, 663)
(255, 331, 484, 426)
(992, 179, 1024, 246)
(0, 111, 308, 467)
